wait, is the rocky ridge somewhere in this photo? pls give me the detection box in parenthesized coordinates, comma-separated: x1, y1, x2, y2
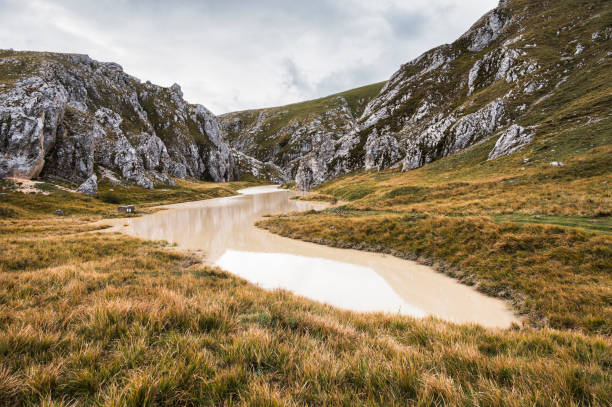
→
(220, 83, 384, 181)
(0, 51, 243, 191)
(2, 0, 610, 192)
(226, 0, 611, 189)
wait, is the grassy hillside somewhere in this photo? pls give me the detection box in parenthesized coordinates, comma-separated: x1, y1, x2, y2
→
(260, 111, 612, 336)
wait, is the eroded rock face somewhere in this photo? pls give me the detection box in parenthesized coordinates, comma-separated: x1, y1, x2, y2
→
(76, 173, 98, 196)
(232, 149, 289, 184)
(460, 8, 511, 52)
(220, 96, 359, 182)
(0, 51, 237, 187)
(0, 76, 68, 178)
(289, 0, 542, 190)
(283, 1, 521, 189)
(488, 125, 535, 160)
(364, 131, 403, 171)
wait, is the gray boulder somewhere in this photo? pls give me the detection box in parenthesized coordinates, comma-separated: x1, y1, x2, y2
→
(76, 174, 98, 196)
(488, 125, 535, 160)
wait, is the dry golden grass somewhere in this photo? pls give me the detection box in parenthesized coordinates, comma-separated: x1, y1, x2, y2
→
(1, 219, 610, 406)
(0, 115, 610, 404)
(259, 213, 612, 335)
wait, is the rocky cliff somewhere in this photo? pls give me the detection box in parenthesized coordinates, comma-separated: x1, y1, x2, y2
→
(220, 82, 384, 181)
(226, 0, 611, 189)
(0, 50, 240, 190)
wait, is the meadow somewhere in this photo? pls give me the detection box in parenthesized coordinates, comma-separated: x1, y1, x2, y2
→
(1, 209, 610, 406)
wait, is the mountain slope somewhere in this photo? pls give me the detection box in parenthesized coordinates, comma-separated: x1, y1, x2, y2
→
(220, 82, 385, 180)
(0, 50, 239, 190)
(223, 0, 611, 189)
(257, 0, 612, 336)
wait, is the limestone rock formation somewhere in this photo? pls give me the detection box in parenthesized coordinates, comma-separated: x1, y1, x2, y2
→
(231, 149, 289, 184)
(0, 51, 237, 188)
(220, 83, 384, 184)
(285, 0, 608, 189)
(488, 125, 535, 160)
(76, 174, 98, 196)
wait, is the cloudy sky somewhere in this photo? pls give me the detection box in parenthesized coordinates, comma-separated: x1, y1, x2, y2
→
(0, 0, 497, 114)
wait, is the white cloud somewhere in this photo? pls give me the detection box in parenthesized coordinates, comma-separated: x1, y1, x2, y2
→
(0, 0, 498, 114)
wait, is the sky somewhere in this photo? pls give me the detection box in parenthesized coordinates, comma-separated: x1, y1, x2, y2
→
(0, 0, 498, 114)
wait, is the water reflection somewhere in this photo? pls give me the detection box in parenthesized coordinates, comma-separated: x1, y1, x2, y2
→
(125, 187, 317, 260)
(217, 250, 427, 317)
(121, 186, 519, 327)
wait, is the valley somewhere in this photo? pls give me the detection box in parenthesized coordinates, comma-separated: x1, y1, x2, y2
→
(0, 0, 611, 404)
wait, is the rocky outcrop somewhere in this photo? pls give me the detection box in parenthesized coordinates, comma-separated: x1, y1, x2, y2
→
(288, 0, 569, 189)
(223, 0, 526, 190)
(218, 0, 609, 190)
(0, 76, 68, 178)
(4, 0, 606, 191)
(76, 173, 97, 196)
(364, 132, 403, 171)
(220, 83, 384, 184)
(231, 149, 289, 184)
(459, 7, 511, 52)
(0, 50, 237, 188)
(488, 125, 534, 160)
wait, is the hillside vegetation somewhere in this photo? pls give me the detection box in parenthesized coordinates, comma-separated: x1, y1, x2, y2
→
(260, 111, 612, 335)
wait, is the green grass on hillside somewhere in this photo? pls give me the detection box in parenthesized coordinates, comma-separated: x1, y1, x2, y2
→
(259, 115, 612, 336)
(0, 178, 259, 219)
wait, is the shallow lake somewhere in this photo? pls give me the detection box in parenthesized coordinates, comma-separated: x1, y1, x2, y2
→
(116, 185, 518, 328)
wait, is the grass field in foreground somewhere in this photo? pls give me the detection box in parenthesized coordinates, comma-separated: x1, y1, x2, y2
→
(1, 110, 611, 403)
(1, 211, 610, 406)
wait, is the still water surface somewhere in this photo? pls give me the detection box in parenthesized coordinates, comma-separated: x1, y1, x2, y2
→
(116, 186, 518, 328)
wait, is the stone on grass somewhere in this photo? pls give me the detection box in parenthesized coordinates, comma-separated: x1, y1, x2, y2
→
(76, 174, 98, 196)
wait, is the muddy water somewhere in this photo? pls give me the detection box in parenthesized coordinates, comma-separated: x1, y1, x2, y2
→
(115, 185, 518, 328)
